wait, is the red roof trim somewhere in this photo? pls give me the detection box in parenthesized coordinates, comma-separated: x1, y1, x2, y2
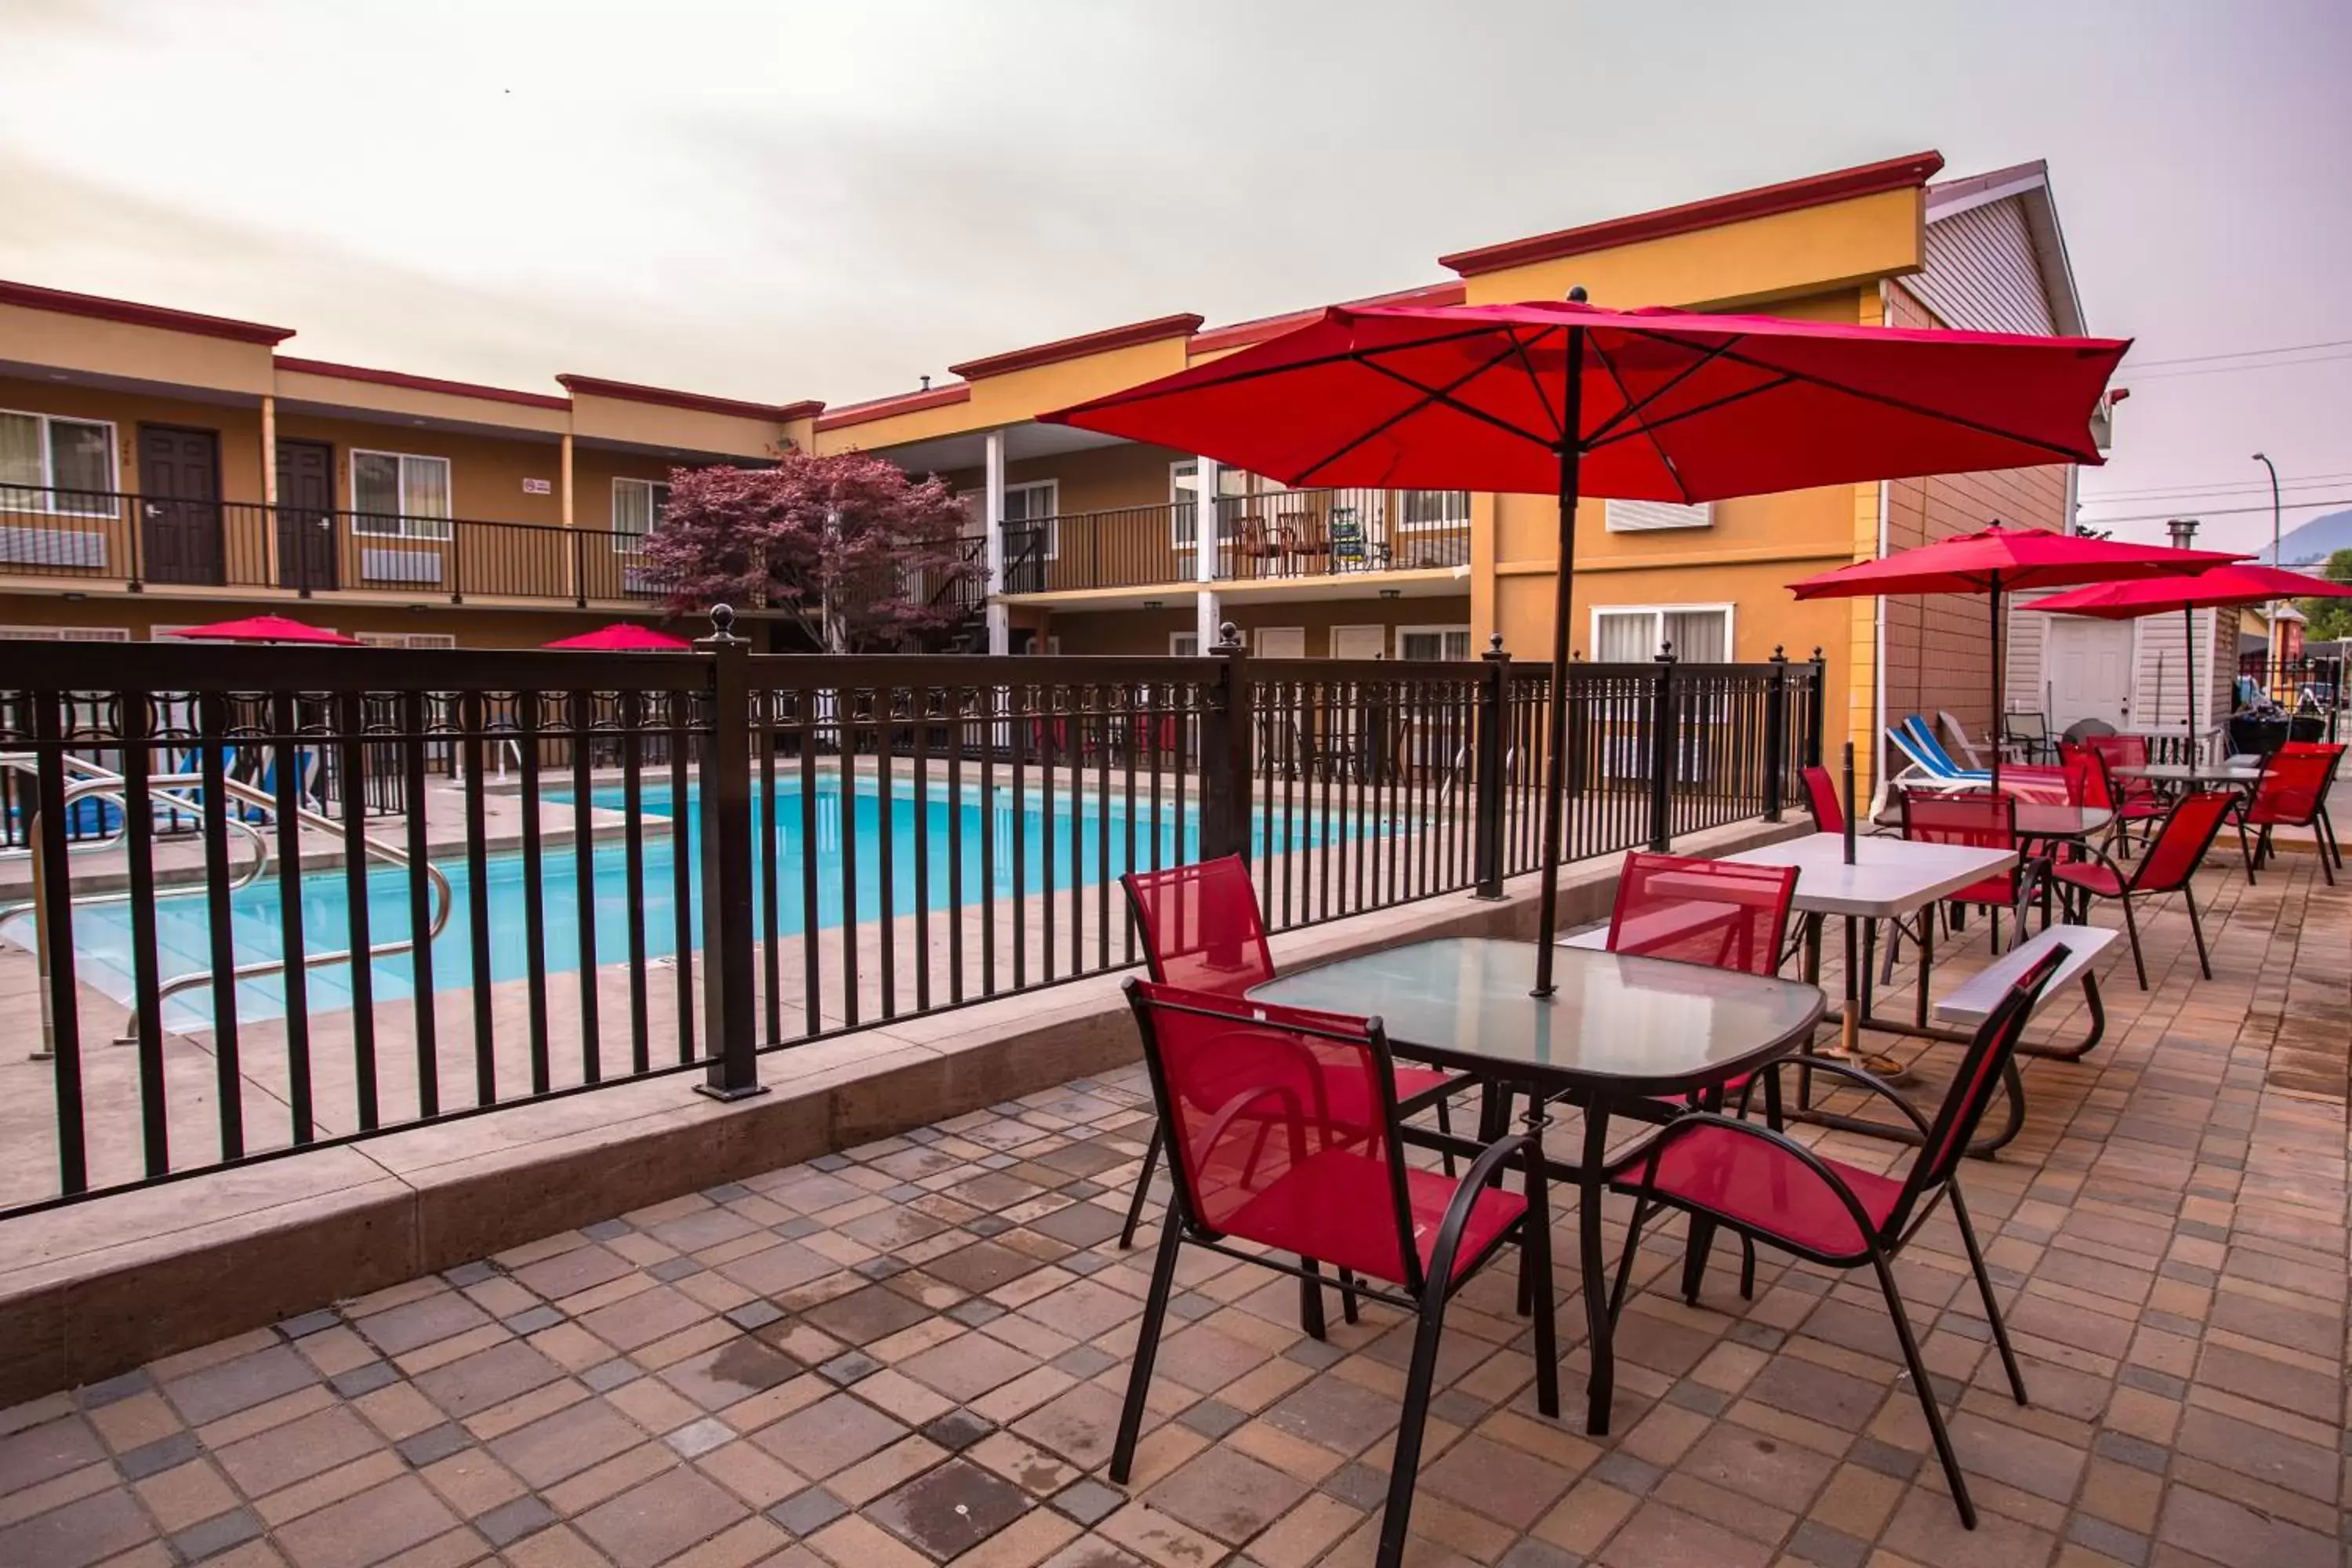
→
(1437, 151, 1947, 278)
(274, 357, 571, 411)
(814, 382, 973, 432)
(1190, 282, 1467, 355)
(556, 374, 822, 423)
(0, 278, 295, 346)
(946, 313, 1204, 381)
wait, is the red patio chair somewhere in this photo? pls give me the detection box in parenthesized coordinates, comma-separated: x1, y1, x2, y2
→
(1116, 856, 1466, 1248)
(2238, 746, 2343, 884)
(1607, 851, 1799, 1300)
(2077, 735, 2165, 851)
(2051, 790, 2236, 986)
(1799, 764, 1844, 835)
(1115, 980, 1555, 1568)
(1900, 789, 2025, 949)
(1608, 946, 2066, 1531)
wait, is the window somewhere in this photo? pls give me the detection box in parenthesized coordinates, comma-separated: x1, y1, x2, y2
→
(350, 450, 453, 539)
(0, 624, 129, 641)
(356, 632, 456, 648)
(0, 411, 118, 517)
(1169, 460, 1248, 548)
(1604, 499, 1713, 532)
(1171, 632, 1200, 657)
(1397, 625, 1472, 662)
(1591, 605, 1733, 662)
(1003, 480, 1059, 560)
(1399, 490, 1470, 530)
(612, 478, 670, 553)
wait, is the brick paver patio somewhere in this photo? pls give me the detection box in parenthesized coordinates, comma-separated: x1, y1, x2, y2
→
(0, 853, 2343, 1568)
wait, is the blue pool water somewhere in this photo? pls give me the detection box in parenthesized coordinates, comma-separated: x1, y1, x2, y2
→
(12, 779, 1374, 1029)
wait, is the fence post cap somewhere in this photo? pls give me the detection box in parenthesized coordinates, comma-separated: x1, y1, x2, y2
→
(699, 604, 748, 647)
(1213, 621, 1245, 655)
(1654, 641, 1677, 664)
(1482, 632, 1508, 662)
(1769, 644, 1788, 663)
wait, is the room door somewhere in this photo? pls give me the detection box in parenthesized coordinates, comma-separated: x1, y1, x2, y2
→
(274, 439, 338, 592)
(1330, 625, 1385, 660)
(137, 425, 224, 586)
(2045, 615, 2135, 734)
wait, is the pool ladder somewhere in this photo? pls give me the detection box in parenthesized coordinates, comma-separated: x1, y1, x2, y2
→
(0, 751, 452, 1054)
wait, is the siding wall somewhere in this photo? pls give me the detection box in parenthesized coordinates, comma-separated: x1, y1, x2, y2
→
(1879, 283, 2071, 752)
(1912, 196, 2057, 336)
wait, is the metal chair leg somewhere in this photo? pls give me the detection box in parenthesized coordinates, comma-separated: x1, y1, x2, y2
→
(1338, 1269, 1361, 1327)
(1110, 1216, 1183, 1484)
(1608, 1197, 1653, 1327)
(2183, 886, 2213, 979)
(1374, 1282, 1454, 1568)
(1870, 1248, 1976, 1530)
(1299, 1259, 1330, 1341)
(1119, 1122, 1163, 1250)
(1435, 1094, 1457, 1178)
(1738, 1236, 1756, 1300)
(1949, 1185, 2027, 1406)
(2120, 895, 2147, 990)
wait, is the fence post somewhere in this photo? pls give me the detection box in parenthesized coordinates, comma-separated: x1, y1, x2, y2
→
(1648, 641, 1679, 852)
(695, 604, 766, 1102)
(1198, 622, 1254, 865)
(1473, 633, 1509, 898)
(1763, 645, 1788, 822)
(1806, 645, 1828, 768)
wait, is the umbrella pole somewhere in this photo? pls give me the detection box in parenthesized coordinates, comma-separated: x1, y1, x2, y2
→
(2183, 604, 2197, 758)
(1989, 579, 2004, 793)
(1531, 330, 1587, 997)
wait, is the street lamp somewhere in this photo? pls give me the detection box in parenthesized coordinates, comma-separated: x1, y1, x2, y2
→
(2254, 452, 2282, 693)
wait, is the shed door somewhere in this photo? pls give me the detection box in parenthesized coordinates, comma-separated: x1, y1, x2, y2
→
(2045, 616, 2135, 734)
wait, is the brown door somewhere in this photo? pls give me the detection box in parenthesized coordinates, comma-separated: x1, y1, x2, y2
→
(137, 425, 223, 586)
(274, 439, 337, 591)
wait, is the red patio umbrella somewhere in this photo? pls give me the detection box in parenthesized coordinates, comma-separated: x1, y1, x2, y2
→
(2024, 564, 2352, 740)
(1788, 524, 2244, 789)
(543, 623, 694, 652)
(171, 615, 362, 645)
(1046, 296, 2129, 989)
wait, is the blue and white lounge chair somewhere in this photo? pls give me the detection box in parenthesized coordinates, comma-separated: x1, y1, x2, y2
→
(1888, 716, 1991, 790)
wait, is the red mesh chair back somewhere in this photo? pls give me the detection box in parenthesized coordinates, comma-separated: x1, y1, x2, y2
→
(1607, 853, 1797, 977)
(2130, 791, 2237, 893)
(2062, 750, 2114, 810)
(2083, 734, 2161, 806)
(2245, 750, 2335, 828)
(1799, 765, 1844, 834)
(1123, 980, 1425, 1290)
(1120, 856, 1272, 997)
(1904, 947, 2067, 1203)
(1900, 789, 2016, 902)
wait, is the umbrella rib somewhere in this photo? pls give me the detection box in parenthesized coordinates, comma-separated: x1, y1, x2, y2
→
(1584, 334, 1695, 505)
(1586, 373, 1802, 452)
(1581, 339, 1737, 445)
(1294, 336, 1563, 482)
(1504, 325, 1567, 444)
(1618, 327, 2099, 462)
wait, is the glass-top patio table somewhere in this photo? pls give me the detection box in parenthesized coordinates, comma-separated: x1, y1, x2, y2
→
(1250, 936, 1825, 1436)
(2113, 760, 2262, 788)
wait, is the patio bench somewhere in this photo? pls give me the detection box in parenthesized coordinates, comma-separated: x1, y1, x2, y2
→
(1933, 921, 2114, 1063)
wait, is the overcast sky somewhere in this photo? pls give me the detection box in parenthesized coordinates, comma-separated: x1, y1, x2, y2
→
(6, 0, 2348, 551)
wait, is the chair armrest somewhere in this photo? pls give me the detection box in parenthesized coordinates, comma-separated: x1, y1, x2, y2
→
(1741, 1055, 1934, 1139)
(1425, 1131, 1532, 1299)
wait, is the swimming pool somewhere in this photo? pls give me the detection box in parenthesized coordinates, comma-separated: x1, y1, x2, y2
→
(11, 776, 1375, 1029)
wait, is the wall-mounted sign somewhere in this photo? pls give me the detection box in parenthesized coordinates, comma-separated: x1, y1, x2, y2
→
(522, 477, 553, 495)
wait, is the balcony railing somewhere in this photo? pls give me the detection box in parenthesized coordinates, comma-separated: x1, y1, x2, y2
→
(992, 488, 1475, 595)
(0, 485, 664, 606)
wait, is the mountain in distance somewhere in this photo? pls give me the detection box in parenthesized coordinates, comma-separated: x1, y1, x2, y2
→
(2259, 508, 2352, 566)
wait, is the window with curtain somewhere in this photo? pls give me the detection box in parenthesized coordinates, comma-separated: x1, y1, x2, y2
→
(1593, 606, 1733, 662)
(1398, 626, 1472, 661)
(1399, 490, 1470, 528)
(0, 410, 118, 517)
(1004, 480, 1059, 559)
(350, 451, 453, 539)
(612, 478, 670, 553)
(1169, 461, 1248, 547)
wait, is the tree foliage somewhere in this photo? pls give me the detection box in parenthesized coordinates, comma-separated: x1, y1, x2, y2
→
(641, 451, 981, 652)
(2298, 548, 2352, 642)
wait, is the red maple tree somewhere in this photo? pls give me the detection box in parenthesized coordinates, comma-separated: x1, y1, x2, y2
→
(641, 451, 982, 652)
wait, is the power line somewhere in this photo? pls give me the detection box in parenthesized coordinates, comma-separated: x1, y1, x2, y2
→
(2082, 474, 2352, 503)
(2071, 495, 2352, 526)
(2126, 336, 2352, 369)
(2127, 349, 2352, 382)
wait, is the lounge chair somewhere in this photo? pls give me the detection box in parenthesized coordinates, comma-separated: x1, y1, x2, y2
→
(1886, 718, 1991, 790)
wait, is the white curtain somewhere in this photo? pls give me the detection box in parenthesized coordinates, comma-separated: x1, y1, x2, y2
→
(401, 456, 452, 535)
(1664, 609, 1730, 662)
(0, 412, 45, 505)
(1595, 612, 1655, 662)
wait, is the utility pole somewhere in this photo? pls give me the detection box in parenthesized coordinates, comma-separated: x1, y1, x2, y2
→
(2254, 452, 2283, 695)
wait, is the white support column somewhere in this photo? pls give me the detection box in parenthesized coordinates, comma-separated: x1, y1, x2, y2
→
(984, 428, 1010, 656)
(1193, 455, 1222, 651)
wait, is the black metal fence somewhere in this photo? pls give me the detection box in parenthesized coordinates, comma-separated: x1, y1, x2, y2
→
(0, 624, 1820, 1214)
